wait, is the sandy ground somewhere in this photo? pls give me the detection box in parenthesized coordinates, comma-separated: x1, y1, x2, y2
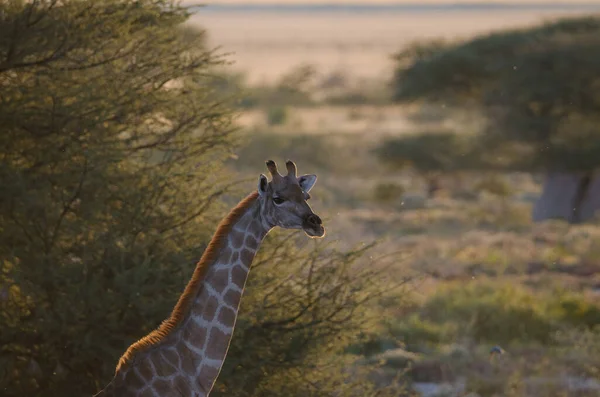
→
(189, 9, 593, 84)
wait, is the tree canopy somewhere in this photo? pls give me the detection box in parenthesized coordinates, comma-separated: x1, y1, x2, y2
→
(374, 131, 485, 173)
(0, 1, 237, 395)
(391, 16, 600, 172)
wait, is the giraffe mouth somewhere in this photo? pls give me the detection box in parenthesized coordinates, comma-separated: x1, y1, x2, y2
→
(303, 224, 326, 238)
(302, 213, 325, 238)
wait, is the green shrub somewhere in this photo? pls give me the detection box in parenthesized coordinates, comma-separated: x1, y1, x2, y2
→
(373, 183, 405, 204)
(475, 175, 513, 197)
(374, 131, 484, 172)
(390, 281, 600, 349)
(213, 236, 399, 397)
(345, 332, 400, 357)
(422, 282, 555, 344)
(552, 293, 600, 328)
(234, 132, 370, 176)
(389, 315, 455, 351)
(553, 326, 600, 377)
(266, 106, 289, 125)
(369, 349, 422, 369)
(391, 16, 600, 173)
(235, 65, 315, 109)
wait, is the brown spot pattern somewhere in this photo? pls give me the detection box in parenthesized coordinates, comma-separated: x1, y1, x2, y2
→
(174, 341, 198, 377)
(240, 248, 254, 265)
(219, 247, 233, 265)
(123, 369, 146, 389)
(174, 375, 192, 395)
(180, 353, 197, 377)
(160, 350, 180, 371)
(153, 378, 170, 395)
(231, 265, 248, 287)
(218, 306, 237, 326)
(198, 365, 220, 390)
(151, 351, 176, 377)
(235, 214, 252, 230)
(245, 235, 258, 249)
(185, 319, 208, 350)
(251, 227, 263, 239)
(204, 328, 230, 360)
(140, 386, 155, 397)
(224, 289, 242, 307)
(202, 295, 219, 322)
(137, 362, 153, 382)
(231, 231, 244, 248)
(210, 269, 229, 293)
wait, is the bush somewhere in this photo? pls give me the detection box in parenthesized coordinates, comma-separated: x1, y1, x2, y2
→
(391, 281, 600, 347)
(233, 65, 316, 109)
(233, 132, 356, 175)
(373, 183, 406, 204)
(389, 315, 455, 351)
(554, 293, 600, 328)
(553, 326, 600, 377)
(374, 131, 485, 172)
(212, 236, 399, 396)
(266, 106, 289, 125)
(345, 332, 401, 357)
(475, 175, 513, 197)
(0, 2, 233, 396)
(422, 282, 556, 344)
(391, 16, 600, 172)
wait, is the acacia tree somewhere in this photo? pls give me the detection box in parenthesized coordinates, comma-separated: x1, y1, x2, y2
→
(0, 1, 237, 395)
(390, 16, 600, 221)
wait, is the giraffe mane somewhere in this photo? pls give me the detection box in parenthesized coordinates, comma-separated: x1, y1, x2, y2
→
(115, 191, 260, 372)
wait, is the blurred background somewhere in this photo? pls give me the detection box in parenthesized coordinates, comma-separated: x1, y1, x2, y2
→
(2, 1, 600, 396)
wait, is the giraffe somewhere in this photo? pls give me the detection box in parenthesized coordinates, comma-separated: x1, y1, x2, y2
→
(94, 159, 325, 397)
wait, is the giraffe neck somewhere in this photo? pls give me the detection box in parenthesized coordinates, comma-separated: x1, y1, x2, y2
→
(98, 194, 273, 397)
(181, 198, 271, 394)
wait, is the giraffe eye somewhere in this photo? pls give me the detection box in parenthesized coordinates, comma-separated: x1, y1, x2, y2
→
(273, 197, 285, 205)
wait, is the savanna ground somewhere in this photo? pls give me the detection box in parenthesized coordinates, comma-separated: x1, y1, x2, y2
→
(199, 6, 600, 396)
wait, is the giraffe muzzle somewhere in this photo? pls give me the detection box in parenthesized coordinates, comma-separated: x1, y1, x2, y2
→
(302, 213, 325, 238)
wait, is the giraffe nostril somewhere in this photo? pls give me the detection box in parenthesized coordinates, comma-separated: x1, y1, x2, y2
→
(306, 214, 322, 226)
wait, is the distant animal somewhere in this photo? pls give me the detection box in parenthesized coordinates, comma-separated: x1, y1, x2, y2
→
(489, 345, 505, 362)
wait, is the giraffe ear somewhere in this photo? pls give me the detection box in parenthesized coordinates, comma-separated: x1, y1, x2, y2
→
(298, 174, 317, 192)
(258, 174, 269, 196)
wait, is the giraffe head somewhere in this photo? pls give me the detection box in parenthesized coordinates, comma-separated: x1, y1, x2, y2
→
(257, 159, 325, 238)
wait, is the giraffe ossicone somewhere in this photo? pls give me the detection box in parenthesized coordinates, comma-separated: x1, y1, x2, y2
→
(95, 159, 325, 397)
